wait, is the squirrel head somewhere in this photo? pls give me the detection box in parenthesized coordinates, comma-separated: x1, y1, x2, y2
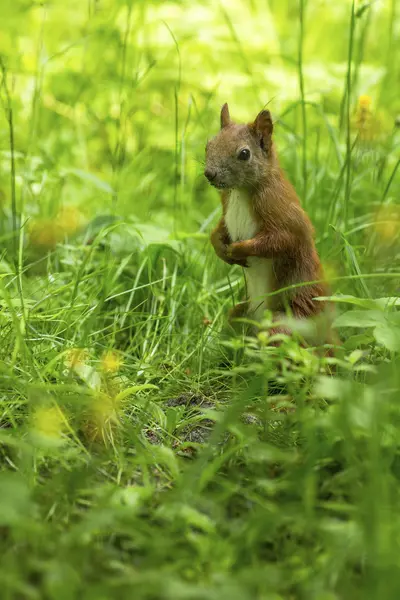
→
(204, 103, 274, 190)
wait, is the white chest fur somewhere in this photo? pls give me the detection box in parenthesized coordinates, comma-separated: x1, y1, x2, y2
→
(225, 189, 258, 242)
(225, 189, 273, 320)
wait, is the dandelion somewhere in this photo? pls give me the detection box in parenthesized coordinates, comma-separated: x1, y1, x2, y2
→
(32, 405, 66, 445)
(355, 94, 379, 142)
(374, 205, 400, 243)
(29, 206, 84, 250)
(358, 94, 372, 109)
(84, 392, 121, 444)
(100, 350, 122, 374)
(91, 394, 119, 425)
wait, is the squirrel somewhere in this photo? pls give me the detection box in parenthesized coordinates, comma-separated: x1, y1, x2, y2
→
(205, 103, 336, 349)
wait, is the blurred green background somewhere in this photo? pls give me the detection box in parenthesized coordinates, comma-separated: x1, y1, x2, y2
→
(1, 0, 398, 236)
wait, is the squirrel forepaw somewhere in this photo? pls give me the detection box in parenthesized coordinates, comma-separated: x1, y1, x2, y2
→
(227, 242, 248, 260)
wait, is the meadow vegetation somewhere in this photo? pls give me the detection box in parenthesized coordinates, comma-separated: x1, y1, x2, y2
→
(0, 0, 400, 598)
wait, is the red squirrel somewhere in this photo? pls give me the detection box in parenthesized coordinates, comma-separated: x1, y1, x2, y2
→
(205, 103, 335, 347)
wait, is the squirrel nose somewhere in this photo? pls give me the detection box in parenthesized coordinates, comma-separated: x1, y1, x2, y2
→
(205, 168, 217, 182)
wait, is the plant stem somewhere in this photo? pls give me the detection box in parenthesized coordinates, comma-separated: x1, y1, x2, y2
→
(343, 1, 356, 230)
(164, 22, 181, 233)
(0, 57, 28, 339)
(298, 0, 308, 207)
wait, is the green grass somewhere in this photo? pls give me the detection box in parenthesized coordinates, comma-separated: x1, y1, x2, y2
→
(0, 0, 400, 598)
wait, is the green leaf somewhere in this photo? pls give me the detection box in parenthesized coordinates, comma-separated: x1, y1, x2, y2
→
(343, 332, 374, 349)
(334, 310, 386, 328)
(347, 350, 365, 365)
(150, 446, 180, 479)
(374, 297, 400, 309)
(373, 323, 400, 352)
(64, 168, 114, 194)
(115, 384, 159, 403)
(317, 294, 400, 311)
(314, 376, 355, 399)
(109, 223, 181, 253)
(175, 231, 209, 241)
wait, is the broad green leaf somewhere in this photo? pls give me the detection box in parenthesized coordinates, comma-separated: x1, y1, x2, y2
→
(314, 376, 355, 399)
(317, 295, 398, 310)
(374, 297, 400, 309)
(343, 332, 374, 349)
(373, 324, 400, 352)
(147, 402, 167, 429)
(334, 310, 386, 328)
(109, 223, 181, 253)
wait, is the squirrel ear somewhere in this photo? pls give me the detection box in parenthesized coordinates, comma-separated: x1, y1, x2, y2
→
(252, 109, 273, 149)
(220, 103, 231, 129)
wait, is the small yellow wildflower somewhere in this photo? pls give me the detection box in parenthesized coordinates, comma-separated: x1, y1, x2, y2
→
(57, 206, 84, 236)
(358, 94, 372, 109)
(374, 206, 400, 242)
(84, 393, 121, 444)
(355, 94, 379, 142)
(29, 206, 84, 250)
(32, 405, 66, 441)
(92, 394, 119, 424)
(100, 350, 122, 374)
(28, 218, 63, 250)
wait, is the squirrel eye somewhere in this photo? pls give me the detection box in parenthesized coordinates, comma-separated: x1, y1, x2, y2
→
(238, 148, 250, 161)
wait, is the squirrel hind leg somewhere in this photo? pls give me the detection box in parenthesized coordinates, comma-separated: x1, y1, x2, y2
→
(228, 301, 249, 321)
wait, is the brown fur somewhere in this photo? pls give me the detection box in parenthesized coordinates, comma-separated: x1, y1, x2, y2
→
(205, 104, 338, 350)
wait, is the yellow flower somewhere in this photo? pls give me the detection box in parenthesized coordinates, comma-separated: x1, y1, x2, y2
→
(32, 405, 66, 441)
(100, 350, 123, 374)
(374, 206, 400, 242)
(354, 94, 379, 142)
(92, 394, 119, 423)
(29, 218, 63, 250)
(28, 206, 84, 250)
(65, 348, 88, 369)
(358, 94, 372, 109)
(57, 206, 84, 236)
(84, 393, 121, 444)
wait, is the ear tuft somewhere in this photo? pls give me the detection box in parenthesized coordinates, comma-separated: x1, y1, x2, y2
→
(253, 109, 273, 149)
(220, 103, 231, 129)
